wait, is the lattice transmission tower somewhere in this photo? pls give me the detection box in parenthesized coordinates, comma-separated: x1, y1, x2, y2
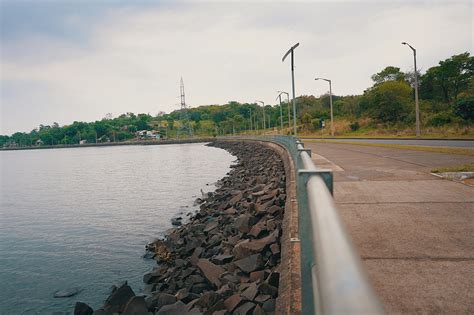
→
(177, 77, 193, 138)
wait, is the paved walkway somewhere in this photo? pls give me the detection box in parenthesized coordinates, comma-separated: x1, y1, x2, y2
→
(306, 141, 474, 314)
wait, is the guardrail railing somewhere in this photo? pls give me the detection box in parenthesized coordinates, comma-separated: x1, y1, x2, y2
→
(229, 135, 383, 314)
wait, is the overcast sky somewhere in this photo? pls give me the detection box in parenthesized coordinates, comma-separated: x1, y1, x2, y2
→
(1, 0, 472, 135)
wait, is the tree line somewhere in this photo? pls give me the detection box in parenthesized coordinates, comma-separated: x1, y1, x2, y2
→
(1, 52, 472, 147)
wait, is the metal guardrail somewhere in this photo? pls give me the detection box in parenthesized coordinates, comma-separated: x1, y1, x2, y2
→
(230, 135, 383, 314)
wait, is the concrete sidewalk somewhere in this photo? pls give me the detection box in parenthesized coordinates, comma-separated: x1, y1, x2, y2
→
(306, 142, 474, 314)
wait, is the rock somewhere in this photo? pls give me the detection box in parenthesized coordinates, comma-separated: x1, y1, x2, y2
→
(262, 299, 275, 312)
(211, 254, 234, 265)
(171, 217, 182, 226)
(102, 283, 135, 314)
(248, 223, 266, 238)
(241, 282, 258, 301)
(122, 296, 147, 315)
(204, 299, 225, 315)
(190, 283, 209, 294)
(254, 294, 271, 303)
(233, 214, 252, 233)
(146, 292, 177, 311)
(224, 294, 245, 312)
(252, 305, 267, 315)
(204, 221, 219, 233)
(266, 205, 281, 216)
(234, 254, 264, 273)
(266, 272, 279, 287)
(54, 287, 81, 298)
(228, 192, 243, 206)
(142, 250, 155, 259)
(258, 283, 278, 297)
(270, 244, 280, 256)
(143, 270, 161, 284)
(190, 247, 204, 265)
(234, 302, 256, 315)
(195, 292, 222, 310)
(197, 259, 225, 288)
(74, 302, 93, 315)
(175, 289, 199, 304)
(156, 301, 187, 315)
(249, 271, 266, 283)
(233, 234, 276, 259)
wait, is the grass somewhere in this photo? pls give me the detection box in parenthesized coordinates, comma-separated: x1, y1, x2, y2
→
(432, 163, 474, 173)
(307, 139, 474, 156)
(298, 118, 474, 139)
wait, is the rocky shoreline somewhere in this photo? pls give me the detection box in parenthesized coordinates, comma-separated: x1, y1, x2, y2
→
(75, 140, 287, 315)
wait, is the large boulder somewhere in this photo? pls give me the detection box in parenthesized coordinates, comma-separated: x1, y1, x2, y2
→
(196, 259, 225, 288)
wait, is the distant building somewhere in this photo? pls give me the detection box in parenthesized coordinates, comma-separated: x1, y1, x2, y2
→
(35, 139, 44, 146)
(137, 130, 160, 140)
(79, 140, 87, 145)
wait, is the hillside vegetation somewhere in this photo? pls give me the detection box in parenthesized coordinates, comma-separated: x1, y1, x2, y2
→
(2, 52, 473, 147)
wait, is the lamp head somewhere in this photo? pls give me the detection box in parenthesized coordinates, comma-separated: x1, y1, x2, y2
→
(401, 42, 407, 45)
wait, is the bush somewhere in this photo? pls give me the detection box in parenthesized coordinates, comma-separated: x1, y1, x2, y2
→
(349, 121, 360, 131)
(454, 97, 474, 121)
(428, 111, 454, 126)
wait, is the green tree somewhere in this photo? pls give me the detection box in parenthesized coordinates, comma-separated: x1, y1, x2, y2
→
(371, 66, 406, 85)
(363, 80, 412, 123)
(420, 52, 474, 103)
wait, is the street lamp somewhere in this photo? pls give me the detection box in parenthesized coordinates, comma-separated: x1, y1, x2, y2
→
(249, 108, 253, 134)
(278, 91, 291, 129)
(315, 77, 335, 137)
(282, 43, 300, 136)
(256, 100, 265, 133)
(275, 93, 284, 132)
(402, 41, 420, 137)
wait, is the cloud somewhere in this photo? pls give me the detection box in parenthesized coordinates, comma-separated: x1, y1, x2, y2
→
(1, 1, 472, 134)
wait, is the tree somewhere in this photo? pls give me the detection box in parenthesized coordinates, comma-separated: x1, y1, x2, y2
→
(371, 66, 406, 85)
(420, 52, 474, 103)
(363, 80, 412, 123)
(454, 96, 474, 121)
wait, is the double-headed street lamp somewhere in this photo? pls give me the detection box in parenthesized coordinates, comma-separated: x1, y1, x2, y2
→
(315, 77, 335, 137)
(278, 91, 291, 129)
(282, 43, 299, 136)
(402, 41, 420, 137)
(256, 100, 265, 132)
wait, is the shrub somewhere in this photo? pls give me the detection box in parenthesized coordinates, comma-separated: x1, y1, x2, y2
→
(428, 111, 454, 126)
(454, 96, 474, 121)
(349, 121, 360, 131)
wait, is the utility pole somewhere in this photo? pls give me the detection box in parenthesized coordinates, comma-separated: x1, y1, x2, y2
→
(282, 43, 299, 136)
(178, 77, 193, 138)
(276, 92, 286, 132)
(256, 101, 265, 134)
(402, 42, 421, 137)
(315, 77, 335, 136)
(249, 108, 253, 134)
(278, 91, 290, 130)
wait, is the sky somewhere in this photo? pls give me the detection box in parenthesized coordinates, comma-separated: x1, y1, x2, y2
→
(1, 0, 472, 135)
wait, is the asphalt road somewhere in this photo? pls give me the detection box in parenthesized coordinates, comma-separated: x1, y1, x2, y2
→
(304, 138, 474, 148)
(306, 141, 474, 314)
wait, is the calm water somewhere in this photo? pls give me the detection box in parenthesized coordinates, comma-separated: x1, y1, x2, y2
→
(0, 143, 234, 314)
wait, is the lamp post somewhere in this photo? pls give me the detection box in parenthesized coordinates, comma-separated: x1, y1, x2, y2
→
(315, 77, 335, 137)
(256, 100, 265, 133)
(402, 42, 420, 137)
(282, 43, 300, 136)
(249, 108, 253, 134)
(278, 91, 290, 130)
(276, 93, 284, 132)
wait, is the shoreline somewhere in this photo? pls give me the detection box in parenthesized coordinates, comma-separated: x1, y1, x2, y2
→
(0, 138, 215, 151)
(76, 140, 288, 314)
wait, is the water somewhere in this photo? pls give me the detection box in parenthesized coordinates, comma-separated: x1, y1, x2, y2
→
(0, 143, 234, 314)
